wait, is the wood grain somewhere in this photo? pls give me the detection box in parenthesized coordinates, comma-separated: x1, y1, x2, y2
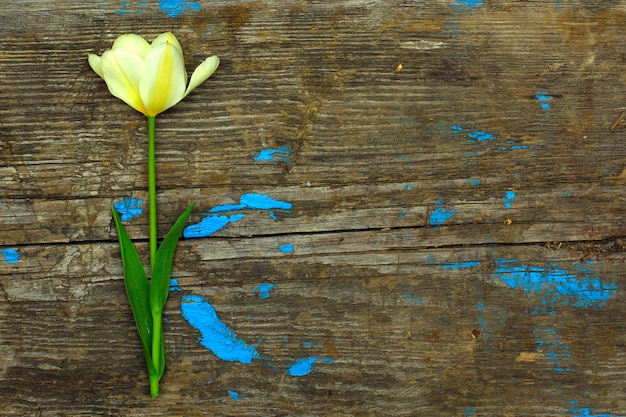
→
(2, 1, 626, 415)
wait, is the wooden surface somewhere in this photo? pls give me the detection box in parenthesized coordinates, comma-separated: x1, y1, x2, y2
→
(2, 0, 626, 415)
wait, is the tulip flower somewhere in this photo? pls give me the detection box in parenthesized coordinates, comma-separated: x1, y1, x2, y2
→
(88, 32, 219, 116)
(89, 33, 218, 398)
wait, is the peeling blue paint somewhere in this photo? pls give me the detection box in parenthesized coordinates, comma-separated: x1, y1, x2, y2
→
(494, 259, 617, 311)
(183, 214, 245, 238)
(403, 294, 423, 304)
(113, 196, 143, 221)
(535, 328, 572, 372)
(289, 357, 318, 376)
(452, 124, 496, 143)
(503, 190, 516, 209)
(2, 248, 19, 264)
(499, 140, 536, 152)
(535, 91, 553, 110)
(463, 407, 477, 417)
(181, 295, 260, 363)
(278, 244, 294, 253)
(455, 0, 483, 8)
(158, 0, 201, 17)
(430, 200, 457, 227)
(169, 279, 182, 292)
(254, 146, 291, 163)
(475, 300, 489, 338)
(228, 390, 239, 401)
(442, 261, 480, 270)
(240, 193, 292, 210)
(254, 283, 276, 299)
(569, 407, 618, 417)
(467, 131, 495, 142)
(401, 184, 414, 191)
(184, 194, 291, 238)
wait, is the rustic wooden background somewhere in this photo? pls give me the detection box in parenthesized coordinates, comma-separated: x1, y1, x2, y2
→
(2, 0, 626, 416)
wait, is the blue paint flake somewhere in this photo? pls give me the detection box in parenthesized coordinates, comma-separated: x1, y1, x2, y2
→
(158, 0, 201, 17)
(113, 196, 143, 221)
(463, 407, 477, 417)
(254, 146, 291, 163)
(303, 341, 315, 347)
(535, 91, 553, 110)
(181, 295, 260, 363)
(240, 193, 292, 210)
(442, 261, 480, 270)
(184, 193, 291, 238)
(2, 248, 19, 264)
(451, 125, 463, 133)
(503, 190, 516, 209)
(228, 390, 239, 401)
(569, 407, 618, 417)
(455, 0, 484, 8)
(278, 244, 294, 253)
(535, 328, 572, 372)
(401, 184, 414, 191)
(183, 214, 245, 238)
(228, 214, 246, 222)
(467, 131, 495, 142)
(430, 199, 457, 227)
(403, 294, 423, 304)
(288, 357, 318, 376)
(494, 259, 617, 311)
(169, 279, 182, 292)
(254, 283, 276, 299)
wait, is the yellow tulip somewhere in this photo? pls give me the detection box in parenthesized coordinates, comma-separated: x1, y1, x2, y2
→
(88, 32, 219, 116)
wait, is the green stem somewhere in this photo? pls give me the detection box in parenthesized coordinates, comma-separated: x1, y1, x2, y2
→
(148, 115, 157, 274)
(149, 373, 160, 398)
(148, 115, 159, 397)
(151, 310, 162, 397)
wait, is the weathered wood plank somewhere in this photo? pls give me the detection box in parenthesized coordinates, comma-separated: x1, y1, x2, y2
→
(1, 240, 625, 415)
(2, 0, 626, 416)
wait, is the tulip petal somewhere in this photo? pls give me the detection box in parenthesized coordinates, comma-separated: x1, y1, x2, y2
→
(88, 54, 104, 78)
(112, 33, 152, 59)
(183, 55, 219, 99)
(151, 32, 186, 85)
(140, 41, 186, 116)
(152, 32, 183, 56)
(100, 49, 147, 114)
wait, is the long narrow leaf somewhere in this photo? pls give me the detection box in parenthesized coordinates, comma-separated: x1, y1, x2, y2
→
(112, 207, 157, 376)
(155, 321, 166, 379)
(150, 204, 194, 315)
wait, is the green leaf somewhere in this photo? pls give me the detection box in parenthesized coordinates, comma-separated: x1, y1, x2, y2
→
(111, 207, 157, 377)
(149, 204, 194, 316)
